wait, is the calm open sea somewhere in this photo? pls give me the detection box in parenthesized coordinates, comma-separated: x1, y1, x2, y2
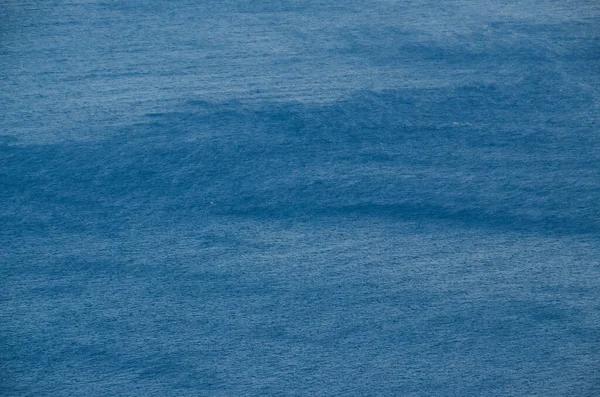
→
(2, 1, 600, 395)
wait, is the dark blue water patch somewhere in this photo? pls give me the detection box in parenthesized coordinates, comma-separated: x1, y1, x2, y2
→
(2, 82, 599, 238)
(221, 202, 600, 236)
(337, 16, 600, 68)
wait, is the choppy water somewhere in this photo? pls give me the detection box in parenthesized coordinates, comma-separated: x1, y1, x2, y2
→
(2, 1, 600, 395)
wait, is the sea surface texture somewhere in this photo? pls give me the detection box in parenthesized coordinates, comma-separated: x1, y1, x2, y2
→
(2, 1, 600, 395)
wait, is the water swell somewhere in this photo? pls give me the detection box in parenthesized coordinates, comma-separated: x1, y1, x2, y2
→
(2, 86, 598, 237)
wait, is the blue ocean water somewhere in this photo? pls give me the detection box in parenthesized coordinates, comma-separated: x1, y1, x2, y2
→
(1, 0, 600, 395)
